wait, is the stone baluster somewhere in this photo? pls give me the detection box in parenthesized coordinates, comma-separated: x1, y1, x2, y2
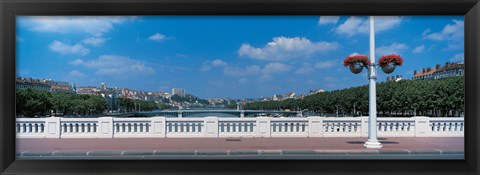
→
(20, 123, 25, 133)
(433, 123, 439, 132)
(26, 123, 31, 133)
(188, 123, 193, 133)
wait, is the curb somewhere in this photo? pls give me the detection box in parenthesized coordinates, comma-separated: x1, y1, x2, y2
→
(17, 149, 464, 157)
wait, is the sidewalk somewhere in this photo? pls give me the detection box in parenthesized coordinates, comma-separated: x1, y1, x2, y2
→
(16, 137, 464, 159)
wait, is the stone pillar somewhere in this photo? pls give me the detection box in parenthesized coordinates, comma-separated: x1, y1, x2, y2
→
(256, 117, 271, 138)
(45, 117, 61, 138)
(178, 112, 183, 118)
(203, 117, 219, 138)
(360, 116, 369, 137)
(414, 116, 430, 137)
(98, 117, 114, 138)
(240, 111, 245, 118)
(307, 117, 323, 137)
(150, 117, 166, 138)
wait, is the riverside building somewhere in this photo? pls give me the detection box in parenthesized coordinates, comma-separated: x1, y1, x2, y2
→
(16, 77, 76, 93)
(412, 62, 464, 80)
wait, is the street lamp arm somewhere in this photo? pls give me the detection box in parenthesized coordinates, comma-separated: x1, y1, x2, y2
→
(362, 62, 381, 69)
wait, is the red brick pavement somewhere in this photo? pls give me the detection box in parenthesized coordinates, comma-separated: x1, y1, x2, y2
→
(16, 137, 464, 151)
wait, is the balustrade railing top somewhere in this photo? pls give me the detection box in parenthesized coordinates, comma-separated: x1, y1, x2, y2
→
(16, 116, 463, 138)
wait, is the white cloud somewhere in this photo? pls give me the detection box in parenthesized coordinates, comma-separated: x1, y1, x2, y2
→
(176, 53, 187, 58)
(335, 16, 368, 37)
(412, 45, 426, 53)
(238, 78, 248, 84)
(238, 36, 339, 61)
(449, 53, 464, 62)
(261, 62, 290, 75)
(221, 62, 289, 82)
(422, 29, 431, 38)
(48, 40, 90, 56)
(442, 43, 463, 51)
(423, 20, 464, 41)
(69, 59, 85, 65)
(349, 52, 361, 56)
(82, 37, 109, 46)
(201, 59, 228, 71)
(334, 16, 402, 37)
(375, 16, 403, 32)
(295, 63, 315, 75)
(295, 67, 314, 75)
(212, 61, 289, 83)
(68, 70, 86, 77)
(200, 64, 212, 72)
(315, 60, 338, 69)
(212, 59, 228, 67)
(318, 16, 340, 25)
(69, 55, 155, 75)
(376, 42, 408, 57)
(257, 74, 273, 82)
(19, 16, 135, 36)
(148, 32, 166, 42)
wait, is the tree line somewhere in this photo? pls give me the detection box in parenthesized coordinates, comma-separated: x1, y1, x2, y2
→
(244, 76, 464, 117)
(16, 88, 177, 117)
(117, 97, 173, 112)
(16, 88, 107, 117)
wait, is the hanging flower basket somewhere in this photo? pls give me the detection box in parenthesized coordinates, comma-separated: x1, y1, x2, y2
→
(378, 54, 403, 74)
(343, 55, 370, 74)
(349, 62, 364, 74)
(381, 63, 396, 74)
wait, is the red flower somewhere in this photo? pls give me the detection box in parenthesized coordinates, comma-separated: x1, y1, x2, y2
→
(343, 55, 371, 67)
(378, 54, 403, 66)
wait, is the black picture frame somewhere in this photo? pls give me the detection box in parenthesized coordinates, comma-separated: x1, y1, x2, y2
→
(1, 0, 479, 174)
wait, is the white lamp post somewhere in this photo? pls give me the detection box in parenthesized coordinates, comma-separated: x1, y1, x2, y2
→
(363, 16, 383, 149)
(343, 16, 403, 148)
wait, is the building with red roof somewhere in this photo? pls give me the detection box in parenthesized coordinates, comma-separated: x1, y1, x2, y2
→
(412, 62, 464, 80)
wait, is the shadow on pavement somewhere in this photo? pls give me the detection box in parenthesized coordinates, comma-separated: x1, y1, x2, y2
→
(346, 141, 399, 144)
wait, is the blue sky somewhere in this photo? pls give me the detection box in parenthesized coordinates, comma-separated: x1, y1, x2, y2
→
(16, 16, 464, 99)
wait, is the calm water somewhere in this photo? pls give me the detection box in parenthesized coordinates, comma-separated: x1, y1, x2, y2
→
(134, 110, 302, 118)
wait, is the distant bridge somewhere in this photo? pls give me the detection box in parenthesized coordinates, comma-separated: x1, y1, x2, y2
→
(134, 110, 302, 118)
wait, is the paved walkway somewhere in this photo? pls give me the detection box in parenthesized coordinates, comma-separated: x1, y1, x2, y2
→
(16, 137, 463, 159)
(17, 137, 463, 151)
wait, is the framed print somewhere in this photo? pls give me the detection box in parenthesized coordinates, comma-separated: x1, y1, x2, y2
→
(1, 0, 479, 175)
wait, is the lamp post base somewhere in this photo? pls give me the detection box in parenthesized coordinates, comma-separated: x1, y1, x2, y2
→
(364, 139, 383, 149)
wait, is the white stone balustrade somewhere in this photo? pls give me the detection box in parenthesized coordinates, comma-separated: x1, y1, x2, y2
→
(377, 118, 416, 137)
(15, 116, 464, 138)
(16, 118, 46, 138)
(60, 118, 102, 138)
(219, 118, 256, 138)
(166, 118, 206, 138)
(113, 118, 152, 138)
(323, 118, 362, 137)
(270, 118, 309, 138)
(429, 117, 464, 137)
